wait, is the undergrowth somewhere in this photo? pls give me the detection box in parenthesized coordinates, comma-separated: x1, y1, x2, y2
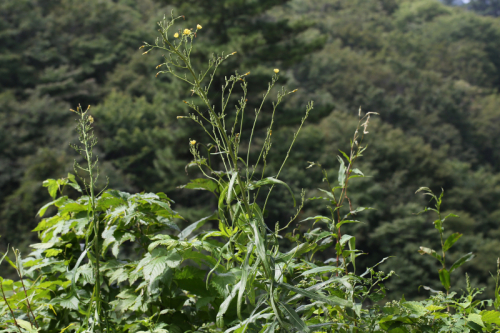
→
(1, 12, 500, 333)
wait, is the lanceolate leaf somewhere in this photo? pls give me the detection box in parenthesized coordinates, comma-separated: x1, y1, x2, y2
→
(438, 268, 451, 290)
(300, 266, 341, 276)
(237, 242, 254, 320)
(226, 171, 238, 205)
(178, 213, 217, 240)
(337, 156, 346, 187)
(443, 233, 462, 252)
(249, 177, 296, 206)
(450, 252, 475, 272)
(279, 302, 310, 333)
(216, 281, 241, 328)
(179, 178, 219, 194)
(279, 282, 353, 308)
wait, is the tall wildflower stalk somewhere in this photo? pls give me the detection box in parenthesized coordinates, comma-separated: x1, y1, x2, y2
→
(142, 13, 312, 328)
(70, 105, 107, 330)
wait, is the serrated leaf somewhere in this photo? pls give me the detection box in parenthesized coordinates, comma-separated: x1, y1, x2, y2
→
(481, 310, 500, 325)
(402, 301, 427, 317)
(67, 173, 81, 193)
(467, 313, 485, 328)
(58, 294, 79, 310)
(43, 179, 59, 200)
(37, 196, 67, 217)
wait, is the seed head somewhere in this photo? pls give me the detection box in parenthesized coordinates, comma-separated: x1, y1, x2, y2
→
(88, 116, 94, 124)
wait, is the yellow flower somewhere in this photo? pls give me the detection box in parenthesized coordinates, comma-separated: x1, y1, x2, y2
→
(274, 68, 279, 74)
(190, 140, 196, 145)
(197, 24, 202, 30)
(183, 29, 191, 35)
(174, 32, 179, 38)
(88, 115, 94, 124)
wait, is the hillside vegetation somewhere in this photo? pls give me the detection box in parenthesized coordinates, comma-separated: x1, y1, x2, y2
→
(2, 0, 500, 302)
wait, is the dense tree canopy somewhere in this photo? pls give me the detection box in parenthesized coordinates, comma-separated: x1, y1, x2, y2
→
(2, 0, 500, 300)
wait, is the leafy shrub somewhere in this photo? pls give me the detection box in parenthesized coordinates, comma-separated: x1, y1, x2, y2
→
(1, 12, 500, 333)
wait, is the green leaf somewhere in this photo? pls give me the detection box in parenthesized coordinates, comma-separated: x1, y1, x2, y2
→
(300, 215, 332, 224)
(227, 171, 238, 205)
(179, 178, 219, 193)
(336, 220, 362, 229)
(339, 234, 354, 246)
(300, 266, 341, 276)
(67, 173, 82, 193)
(337, 156, 346, 187)
(443, 233, 462, 252)
(43, 179, 59, 199)
(338, 149, 351, 163)
(17, 319, 39, 333)
(467, 313, 485, 328)
(348, 236, 356, 272)
(37, 196, 67, 217)
(178, 213, 217, 240)
(438, 268, 451, 290)
(216, 281, 241, 328)
(402, 301, 427, 317)
(249, 218, 272, 278)
(279, 282, 353, 308)
(351, 168, 364, 176)
(237, 242, 254, 320)
(58, 294, 79, 310)
(450, 252, 475, 272)
(30, 242, 55, 249)
(249, 177, 296, 207)
(481, 310, 500, 325)
(279, 302, 310, 333)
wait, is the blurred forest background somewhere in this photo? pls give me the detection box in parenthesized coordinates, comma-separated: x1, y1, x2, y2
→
(2, 0, 500, 301)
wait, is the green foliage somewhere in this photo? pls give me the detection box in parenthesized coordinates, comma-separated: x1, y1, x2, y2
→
(2, 12, 500, 333)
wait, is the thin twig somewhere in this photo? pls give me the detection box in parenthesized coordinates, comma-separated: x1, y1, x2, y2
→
(1, 281, 23, 333)
(19, 272, 39, 329)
